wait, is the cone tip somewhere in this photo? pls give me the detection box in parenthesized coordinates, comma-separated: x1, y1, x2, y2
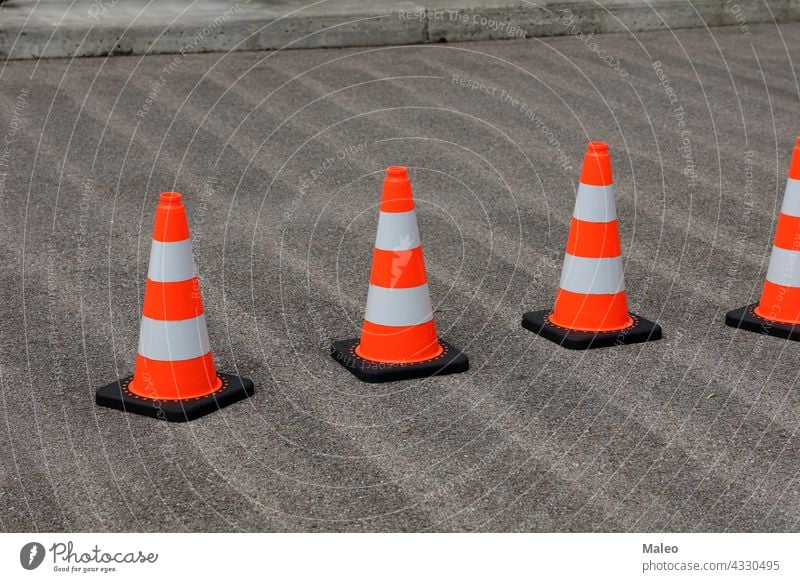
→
(381, 166, 414, 212)
(580, 142, 613, 186)
(159, 191, 182, 204)
(796, 136, 800, 147)
(386, 166, 408, 177)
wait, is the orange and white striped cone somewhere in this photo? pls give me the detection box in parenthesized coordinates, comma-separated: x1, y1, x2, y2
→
(522, 142, 662, 349)
(331, 166, 469, 382)
(726, 136, 800, 340)
(96, 192, 254, 421)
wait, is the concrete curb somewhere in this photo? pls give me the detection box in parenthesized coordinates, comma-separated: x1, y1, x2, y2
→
(1, 0, 798, 60)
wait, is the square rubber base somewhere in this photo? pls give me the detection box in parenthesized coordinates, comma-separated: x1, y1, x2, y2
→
(95, 372, 254, 422)
(330, 338, 469, 383)
(521, 310, 662, 350)
(725, 303, 800, 341)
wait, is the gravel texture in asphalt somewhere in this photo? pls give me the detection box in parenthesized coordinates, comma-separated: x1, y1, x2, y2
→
(1, 22, 799, 532)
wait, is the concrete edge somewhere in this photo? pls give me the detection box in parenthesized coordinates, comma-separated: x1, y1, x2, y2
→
(1, 0, 799, 60)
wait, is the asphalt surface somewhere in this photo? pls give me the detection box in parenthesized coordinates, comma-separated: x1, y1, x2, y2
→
(1, 22, 800, 533)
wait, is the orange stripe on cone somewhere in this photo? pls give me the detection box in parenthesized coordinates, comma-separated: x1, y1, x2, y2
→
(356, 320, 442, 363)
(369, 247, 428, 289)
(772, 213, 800, 251)
(550, 288, 632, 331)
(129, 352, 220, 400)
(142, 278, 204, 320)
(754, 280, 800, 323)
(565, 218, 621, 258)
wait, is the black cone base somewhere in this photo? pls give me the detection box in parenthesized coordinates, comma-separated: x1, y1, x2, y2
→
(521, 310, 662, 350)
(725, 303, 800, 341)
(330, 338, 469, 383)
(96, 372, 254, 422)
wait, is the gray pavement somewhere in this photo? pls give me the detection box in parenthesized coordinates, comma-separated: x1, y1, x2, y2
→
(1, 22, 800, 532)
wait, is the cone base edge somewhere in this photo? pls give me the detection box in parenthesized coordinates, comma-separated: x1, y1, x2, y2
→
(95, 372, 254, 422)
(725, 303, 800, 341)
(330, 338, 469, 383)
(521, 310, 662, 350)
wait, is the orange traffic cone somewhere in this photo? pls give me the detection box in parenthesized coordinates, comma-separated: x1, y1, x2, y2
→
(96, 192, 254, 421)
(726, 136, 800, 340)
(522, 142, 662, 349)
(331, 166, 469, 382)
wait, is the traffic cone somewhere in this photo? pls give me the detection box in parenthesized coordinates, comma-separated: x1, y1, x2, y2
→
(522, 142, 662, 349)
(96, 192, 254, 421)
(726, 137, 800, 340)
(330, 166, 469, 382)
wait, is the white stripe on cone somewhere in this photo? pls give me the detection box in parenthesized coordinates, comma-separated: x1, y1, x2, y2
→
(573, 183, 617, 223)
(364, 284, 434, 327)
(147, 239, 196, 283)
(374, 210, 421, 251)
(559, 254, 626, 295)
(765, 245, 800, 287)
(779, 178, 800, 217)
(137, 314, 211, 361)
